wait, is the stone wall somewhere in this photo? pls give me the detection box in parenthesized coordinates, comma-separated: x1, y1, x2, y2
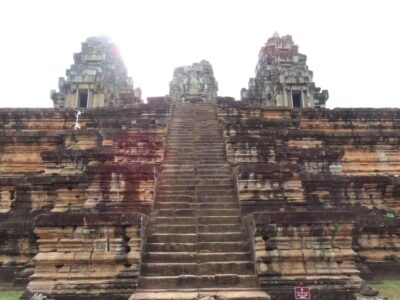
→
(246, 211, 360, 300)
(24, 213, 144, 300)
(218, 99, 400, 296)
(0, 101, 169, 295)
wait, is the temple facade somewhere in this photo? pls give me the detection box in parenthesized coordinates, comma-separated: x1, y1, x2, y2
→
(1, 35, 398, 300)
(51, 36, 141, 108)
(169, 60, 218, 102)
(241, 33, 329, 108)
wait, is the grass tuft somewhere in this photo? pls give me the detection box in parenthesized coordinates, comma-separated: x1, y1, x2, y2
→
(370, 279, 400, 300)
(0, 290, 23, 300)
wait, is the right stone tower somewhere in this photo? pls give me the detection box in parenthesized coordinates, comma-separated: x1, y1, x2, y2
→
(241, 33, 328, 108)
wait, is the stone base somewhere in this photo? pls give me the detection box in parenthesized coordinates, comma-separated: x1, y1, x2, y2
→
(130, 289, 270, 300)
(0, 266, 20, 284)
(266, 287, 356, 300)
(356, 295, 387, 300)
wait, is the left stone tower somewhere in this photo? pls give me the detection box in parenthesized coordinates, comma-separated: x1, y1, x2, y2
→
(51, 36, 141, 108)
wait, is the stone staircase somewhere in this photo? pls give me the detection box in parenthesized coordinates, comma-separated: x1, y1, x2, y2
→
(130, 103, 269, 299)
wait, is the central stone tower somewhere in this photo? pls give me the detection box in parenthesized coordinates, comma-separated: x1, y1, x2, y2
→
(169, 60, 218, 102)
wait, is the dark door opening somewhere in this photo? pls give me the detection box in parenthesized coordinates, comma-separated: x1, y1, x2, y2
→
(78, 90, 88, 108)
(292, 91, 302, 108)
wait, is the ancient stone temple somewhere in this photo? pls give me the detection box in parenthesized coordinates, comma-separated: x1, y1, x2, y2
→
(51, 36, 141, 108)
(169, 60, 218, 102)
(0, 35, 398, 300)
(241, 33, 329, 108)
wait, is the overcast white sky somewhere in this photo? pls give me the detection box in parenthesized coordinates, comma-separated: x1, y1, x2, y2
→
(0, 0, 399, 108)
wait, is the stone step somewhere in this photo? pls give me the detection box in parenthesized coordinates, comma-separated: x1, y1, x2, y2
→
(157, 191, 236, 197)
(166, 152, 222, 156)
(195, 163, 230, 169)
(160, 171, 196, 176)
(168, 134, 218, 137)
(156, 209, 241, 218)
(196, 169, 231, 174)
(198, 224, 243, 233)
(197, 195, 238, 202)
(158, 178, 233, 185)
(147, 232, 245, 243)
(164, 156, 195, 160)
(165, 160, 226, 164)
(153, 216, 242, 226)
(166, 151, 224, 156)
(146, 243, 196, 252)
(152, 217, 197, 225)
(150, 225, 197, 234)
(163, 160, 196, 164)
(147, 234, 197, 243)
(197, 184, 234, 190)
(159, 181, 233, 187)
(167, 138, 222, 141)
(198, 216, 242, 225)
(157, 179, 197, 185)
(157, 186, 196, 192)
(198, 232, 246, 242)
(160, 164, 195, 170)
(138, 274, 259, 289)
(142, 252, 252, 263)
(156, 196, 196, 202)
(160, 175, 232, 181)
(161, 170, 232, 178)
(166, 146, 224, 150)
(197, 190, 236, 197)
(157, 185, 234, 192)
(130, 289, 270, 300)
(198, 242, 250, 252)
(156, 191, 198, 197)
(149, 223, 242, 234)
(166, 138, 201, 141)
(167, 145, 222, 149)
(141, 261, 254, 276)
(195, 154, 226, 157)
(155, 201, 238, 210)
(164, 156, 226, 161)
(145, 241, 247, 253)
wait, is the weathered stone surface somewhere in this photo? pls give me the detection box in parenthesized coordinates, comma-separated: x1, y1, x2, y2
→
(169, 60, 218, 103)
(0, 102, 169, 293)
(218, 99, 400, 298)
(23, 212, 144, 300)
(246, 211, 360, 299)
(51, 36, 141, 108)
(356, 296, 387, 300)
(241, 33, 328, 108)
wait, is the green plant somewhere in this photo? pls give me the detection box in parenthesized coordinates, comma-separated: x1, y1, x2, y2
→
(370, 279, 400, 300)
(0, 290, 23, 300)
(384, 212, 396, 220)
